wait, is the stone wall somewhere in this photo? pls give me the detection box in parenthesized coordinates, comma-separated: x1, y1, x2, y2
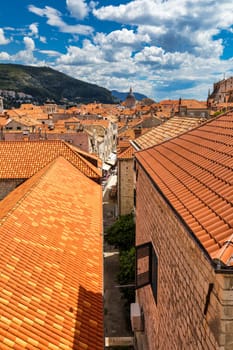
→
(135, 165, 227, 350)
(118, 158, 134, 215)
(215, 274, 233, 349)
(0, 179, 25, 200)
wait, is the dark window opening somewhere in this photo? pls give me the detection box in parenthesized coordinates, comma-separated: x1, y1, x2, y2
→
(133, 159, 136, 171)
(136, 242, 158, 303)
(134, 188, 136, 207)
(151, 248, 158, 303)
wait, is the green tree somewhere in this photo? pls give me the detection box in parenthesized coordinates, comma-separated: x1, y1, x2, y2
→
(105, 213, 135, 251)
(118, 247, 135, 304)
(106, 214, 136, 306)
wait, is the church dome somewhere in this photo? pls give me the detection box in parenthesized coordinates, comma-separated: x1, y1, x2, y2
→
(124, 87, 136, 108)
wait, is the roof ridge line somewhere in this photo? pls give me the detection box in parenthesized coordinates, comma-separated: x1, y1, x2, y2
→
(62, 140, 101, 176)
(0, 157, 62, 225)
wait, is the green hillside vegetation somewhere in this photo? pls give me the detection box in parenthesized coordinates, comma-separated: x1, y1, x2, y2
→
(0, 63, 115, 105)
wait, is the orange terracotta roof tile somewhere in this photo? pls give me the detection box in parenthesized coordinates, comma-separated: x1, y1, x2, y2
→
(56, 117, 79, 125)
(158, 99, 206, 108)
(136, 111, 233, 267)
(118, 128, 136, 139)
(118, 145, 135, 159)
(117, 140, 131, 155)
(0, 140, 101, 180)
(6, 105, 49, 121)
(80, 119, 110, 128)
(69, 144, 102, 167)
(0, 117, 7, 126)
(180, 99, 207, 108)
(0, 156, 103, 349)
(118, 121, 127, 130)
(133, 116, 207, 150)
(6, 115, 41, 127)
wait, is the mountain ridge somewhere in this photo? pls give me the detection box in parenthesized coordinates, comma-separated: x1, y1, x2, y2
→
(0, 63, 115, 106)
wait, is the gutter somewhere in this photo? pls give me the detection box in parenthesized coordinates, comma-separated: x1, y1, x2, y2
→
(130, 139, 141, 151)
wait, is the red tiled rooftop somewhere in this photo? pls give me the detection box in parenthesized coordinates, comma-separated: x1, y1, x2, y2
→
(136, 111, 233, 267)
(0, 140, 101, 180)
(70, 145, 102, 168)
(133, 116, 207, 150)
(0, 156, 103, 349)
(117, 140, 131, 155)
(158, 99, 206, 108)
(0, 117, 7, 126)
(6, 105, 48, 121)
(118, 145, 135, 159)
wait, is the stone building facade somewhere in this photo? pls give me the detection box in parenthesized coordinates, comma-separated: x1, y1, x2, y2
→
(0, 179, 25, 200)
(208, 77, 233, 105)
(117, 146, 135, 216)
(135, 167, 232, 349)
(134, 111, 233, 349)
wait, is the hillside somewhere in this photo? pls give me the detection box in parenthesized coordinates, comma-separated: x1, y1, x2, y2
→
(0, 63, 115, 105)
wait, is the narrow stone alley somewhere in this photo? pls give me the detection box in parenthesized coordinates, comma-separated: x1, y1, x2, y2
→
(103, 175, 134, 349)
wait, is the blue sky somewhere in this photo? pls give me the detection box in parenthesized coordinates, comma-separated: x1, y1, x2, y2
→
(0, 0, 233, 101)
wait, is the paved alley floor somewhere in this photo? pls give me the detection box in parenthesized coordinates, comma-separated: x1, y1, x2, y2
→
(103, 179, 133, 347)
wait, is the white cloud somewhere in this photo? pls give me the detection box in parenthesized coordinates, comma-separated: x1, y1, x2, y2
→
(53, 29, 233, 101)
(39, 50, 61, 57)
(29, 23, 48, 45)
(39, 36, 47, 44)
(61, 23, 93, 35)
(29, 23, 39, 37)
(135, 46, 190, 69)
(93, 0, 185, 24)
(56, 28, 148, 67)
(138, 25, 167, 37)
(0, 28, 10, 45)
(66, 0, 89, 20)
(57, 41, 104, 65)
(28, 5, 93, 35)
(0, 51, 10, 60)
(93, 0, 233, 58)
(10, 37, 37, 64)
(23, 36, 35, 51)
(193, 30, 223, 57)
(94, 28, 150, 47)
(28, 5, 63, 26)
